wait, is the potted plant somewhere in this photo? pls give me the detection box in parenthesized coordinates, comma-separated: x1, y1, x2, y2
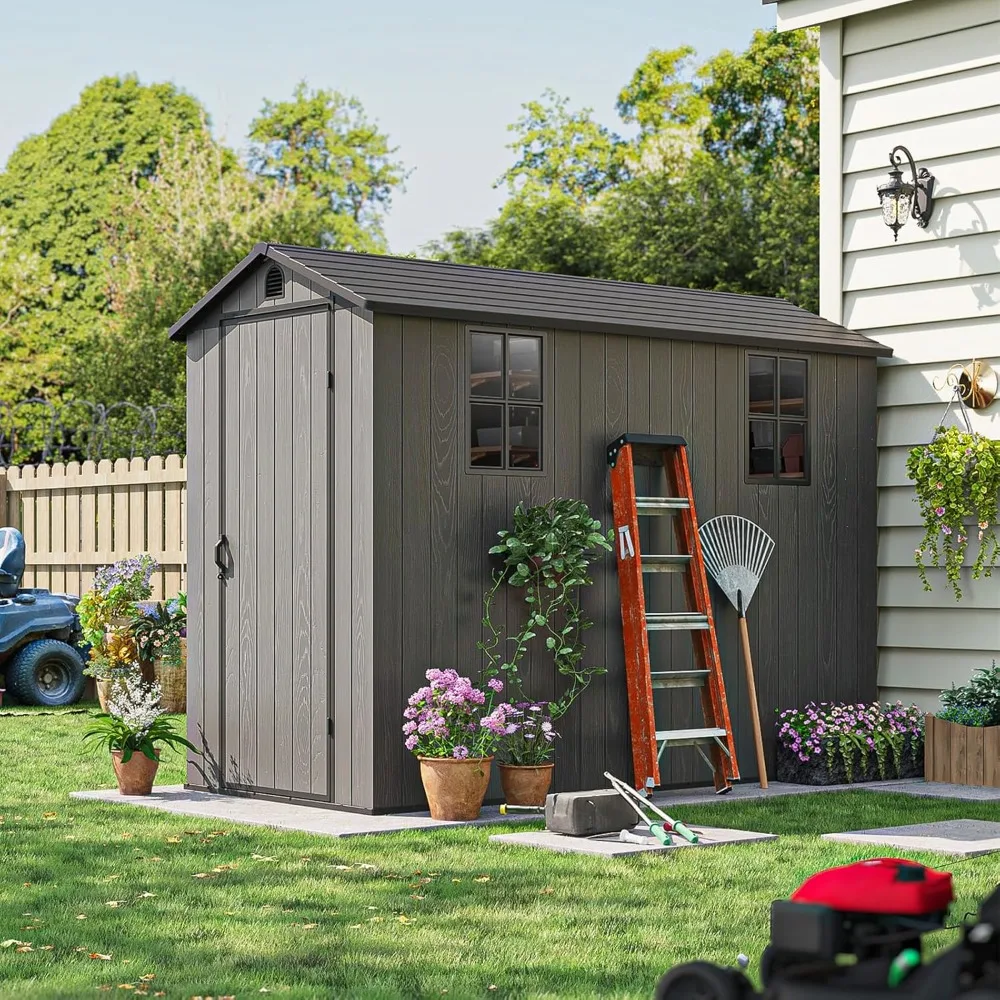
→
(128, 594, 186, 713)
(403, 668, 513, 820)
(82, 648, 137, 712)
(477, 498, 613, 778)
(926, 661, 1000, 787)
(82, 670, 200, 795)
(906, 425, 1000, 600)
(498, 701, 559, 805)
(775, 701, 924, 785)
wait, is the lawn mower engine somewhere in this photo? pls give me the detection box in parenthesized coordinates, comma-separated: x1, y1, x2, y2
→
(654, 858, 1000, 999)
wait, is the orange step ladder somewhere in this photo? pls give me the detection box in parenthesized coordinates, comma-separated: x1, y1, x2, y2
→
(607, 433, 739, 794)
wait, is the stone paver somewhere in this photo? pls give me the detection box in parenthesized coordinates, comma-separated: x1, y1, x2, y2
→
(489, 825, 777, 857)
(823, 819, 1000, 857)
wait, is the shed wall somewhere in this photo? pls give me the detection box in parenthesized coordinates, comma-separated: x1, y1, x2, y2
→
(372, 313, 879, 810)
(817, 0, 1000, 711)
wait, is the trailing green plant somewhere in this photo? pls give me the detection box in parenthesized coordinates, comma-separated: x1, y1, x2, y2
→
(81, 671, 199, 763)
(776, 701, 924, 783)
(938, 661, 1000, 727)
(906, 426, 1000, 600)
(478, 498, 613, 721)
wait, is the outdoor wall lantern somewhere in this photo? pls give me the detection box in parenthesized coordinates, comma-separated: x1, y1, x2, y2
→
(877, 145, 936, 241)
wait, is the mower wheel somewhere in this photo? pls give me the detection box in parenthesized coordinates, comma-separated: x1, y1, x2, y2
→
(654, 961, 753, 1000)
(6, 639, 85, 706)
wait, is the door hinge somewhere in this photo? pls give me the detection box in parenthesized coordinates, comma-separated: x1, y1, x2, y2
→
(327, 718, 333, 737)
(327, 371, 334, 390)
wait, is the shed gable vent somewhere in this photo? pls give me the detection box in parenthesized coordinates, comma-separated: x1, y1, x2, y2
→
(264, 265, 284, 299)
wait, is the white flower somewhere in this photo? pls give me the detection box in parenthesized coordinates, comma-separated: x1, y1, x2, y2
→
(107, 669, 163, 735)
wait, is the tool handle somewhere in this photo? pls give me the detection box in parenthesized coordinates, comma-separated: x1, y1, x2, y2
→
(499, 804, 544, 814)
(671, 821, 699, 844)
(649, 823, 673, 846)
(738, 615, 769, 789)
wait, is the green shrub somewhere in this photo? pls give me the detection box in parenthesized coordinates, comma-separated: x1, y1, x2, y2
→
(938, 661, 1000, 727)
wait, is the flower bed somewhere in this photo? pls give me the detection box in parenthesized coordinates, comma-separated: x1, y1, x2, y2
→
(775, 701, 925, 785)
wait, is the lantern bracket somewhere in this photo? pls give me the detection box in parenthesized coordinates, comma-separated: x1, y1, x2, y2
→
(890, 144, 935, 229)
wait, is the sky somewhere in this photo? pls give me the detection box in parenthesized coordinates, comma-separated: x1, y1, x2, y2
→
(1, 1, 776, 255)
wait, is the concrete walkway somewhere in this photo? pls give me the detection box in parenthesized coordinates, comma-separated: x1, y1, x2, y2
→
(69, 777, 1000, 840)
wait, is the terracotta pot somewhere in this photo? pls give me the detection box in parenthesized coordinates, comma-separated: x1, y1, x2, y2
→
(154, 643, 186, 714)
(418, 756, 493, 820)
(111, 748, 161, 795)
(499, 762, 554, 806)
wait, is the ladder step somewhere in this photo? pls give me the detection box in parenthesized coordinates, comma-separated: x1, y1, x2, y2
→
(642, 554, 691, 574)
(656, 727, 729, 747)
(635, 497, 690, 514)
(646, 613, 710, 631)
(651, 669, 710, 689)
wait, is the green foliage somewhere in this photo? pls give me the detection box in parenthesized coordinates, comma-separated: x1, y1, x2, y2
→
(128, 602, 185, 667)
(0, 75, 206, 397)
(938, 661, 1000, 727)
(430, 28, 820, 315)
(478, 499, 613, 721)
(248, 80, 407, 251)
(906, 426, 1000, 600)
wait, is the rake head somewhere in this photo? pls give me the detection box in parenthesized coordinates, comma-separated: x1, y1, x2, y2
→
(697, 515, 775, 614)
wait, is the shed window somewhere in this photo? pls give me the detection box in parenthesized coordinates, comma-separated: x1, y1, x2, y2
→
(264, 265, 284, 299)
(747, 354, 807, 484)
(469, 330, 542, 471)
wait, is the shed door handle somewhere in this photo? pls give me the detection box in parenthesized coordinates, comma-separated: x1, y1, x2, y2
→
(214, 535, 228, 580)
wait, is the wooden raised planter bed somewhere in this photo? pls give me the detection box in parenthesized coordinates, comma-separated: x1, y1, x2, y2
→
(925, 714, 1000, 787)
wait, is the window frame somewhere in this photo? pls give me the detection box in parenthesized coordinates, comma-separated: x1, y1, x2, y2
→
(465, 325, 546, 476)
(744, 350, 810, 487)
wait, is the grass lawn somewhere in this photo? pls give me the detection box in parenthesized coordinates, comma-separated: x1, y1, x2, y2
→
(2, 707, 1000, 999)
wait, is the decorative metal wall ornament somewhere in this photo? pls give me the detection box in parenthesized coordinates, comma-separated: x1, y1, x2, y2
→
(877, 145, 936, 241)
(0, 398, 185, 468)
(932, 361, 998, 411)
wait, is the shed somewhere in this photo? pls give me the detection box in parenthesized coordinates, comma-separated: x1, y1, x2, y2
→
(169, 243, 891, 813)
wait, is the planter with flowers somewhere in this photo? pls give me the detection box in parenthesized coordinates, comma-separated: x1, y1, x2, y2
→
(497, 701, 559, 805)
(403, 668, 514, 820)
(130, 593, 187, 713)
(906, 425, 1000, 600)
(775, 701, 925, 785)
(82, 670, 200, 795)
(927, 661, 1000, 787)
(78, 555, 159, 708)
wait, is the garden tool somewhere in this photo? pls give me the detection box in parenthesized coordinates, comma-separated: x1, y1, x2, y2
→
(604, 771, 699, 845)
(499, 804, 544, 815)
(697, 515, 775, 789)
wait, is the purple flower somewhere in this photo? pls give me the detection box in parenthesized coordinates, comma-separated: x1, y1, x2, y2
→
(487, 677, 504, 693)
(405, 734, 418, 751)
(942, 525, 952, 536)
(452, 745, 469, 759)
(935, 506, 946, 517)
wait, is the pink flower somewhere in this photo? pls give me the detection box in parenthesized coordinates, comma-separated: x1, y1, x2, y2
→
(487, 678, 504, 693)
(935, 507, 946, 517)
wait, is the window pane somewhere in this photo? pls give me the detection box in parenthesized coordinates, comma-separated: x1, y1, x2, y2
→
(749, 356, 776, 415)
(779, 422, 806, 478)
(748, 420, 775, 478)
(471, 403, 503, 467)
(780, 359, 806, 415)
(508, 405, 541, 469)
(471, 332, 503, 398)
(509, 336, 541, 400)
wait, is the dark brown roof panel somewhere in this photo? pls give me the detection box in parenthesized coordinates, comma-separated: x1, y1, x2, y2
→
(169, 244, 891, 357)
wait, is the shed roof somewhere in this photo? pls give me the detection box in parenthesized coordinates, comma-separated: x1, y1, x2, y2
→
(168, 243, 891, 357)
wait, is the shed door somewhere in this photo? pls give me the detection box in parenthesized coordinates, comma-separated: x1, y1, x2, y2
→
(216, 307, 332, 800)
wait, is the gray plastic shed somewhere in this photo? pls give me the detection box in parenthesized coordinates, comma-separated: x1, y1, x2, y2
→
(169, 243, 890, 814)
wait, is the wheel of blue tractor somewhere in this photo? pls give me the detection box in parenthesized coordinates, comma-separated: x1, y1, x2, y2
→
(654, 962, 752, 1000)
(6, 639, 85, 706)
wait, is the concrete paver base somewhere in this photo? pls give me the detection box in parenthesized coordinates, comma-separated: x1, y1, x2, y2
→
(69, 786, 520, 838)
(823, 819, 1000, 857)
(489, 825, 778, 857)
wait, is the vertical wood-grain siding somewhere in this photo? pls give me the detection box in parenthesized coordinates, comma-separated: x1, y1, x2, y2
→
(370, 314, 879, 808)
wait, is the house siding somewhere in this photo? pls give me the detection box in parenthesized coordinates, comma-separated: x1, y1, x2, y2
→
(817, 0, 1000, 711)
(370, 313, 879, 811)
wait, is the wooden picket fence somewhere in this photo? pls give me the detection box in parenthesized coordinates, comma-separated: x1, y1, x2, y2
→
(0, 455, 187, 600)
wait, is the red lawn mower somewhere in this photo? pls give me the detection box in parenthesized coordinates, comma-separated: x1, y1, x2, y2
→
(655, 857, 1000, 999)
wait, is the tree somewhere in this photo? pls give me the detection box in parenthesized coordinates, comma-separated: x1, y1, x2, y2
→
(72, 124, 324, 449)
(428, 29, 820, 314)
(248, 81, 407, 251)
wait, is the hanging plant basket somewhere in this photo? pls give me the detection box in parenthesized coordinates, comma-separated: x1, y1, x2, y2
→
(906, 424, 1000, 600)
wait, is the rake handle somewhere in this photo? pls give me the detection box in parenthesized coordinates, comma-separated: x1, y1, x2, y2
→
(738, 614, 769, 789)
